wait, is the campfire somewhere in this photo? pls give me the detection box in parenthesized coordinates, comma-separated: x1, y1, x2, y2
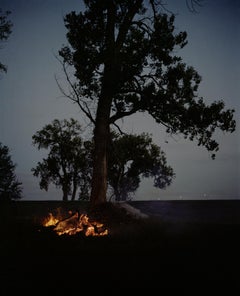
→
(42, 209, 108, 237)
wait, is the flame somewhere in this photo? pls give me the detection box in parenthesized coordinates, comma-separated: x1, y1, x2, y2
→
(42, 210, 108, 237)
(43, 212, 59, 227)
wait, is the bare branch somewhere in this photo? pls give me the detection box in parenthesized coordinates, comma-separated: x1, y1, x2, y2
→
(186, 0, 204, 13)
(54, 53, 96, 125)
(111, 122, 127, 135)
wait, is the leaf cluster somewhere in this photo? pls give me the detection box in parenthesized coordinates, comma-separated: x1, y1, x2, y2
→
(0, 142, 22, 201)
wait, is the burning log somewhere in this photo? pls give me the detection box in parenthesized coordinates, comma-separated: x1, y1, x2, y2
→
(54, 211, 81, 236)
(42, 210, 108, 237)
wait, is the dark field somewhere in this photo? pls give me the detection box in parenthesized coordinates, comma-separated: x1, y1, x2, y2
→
(0, 200, 239, 294)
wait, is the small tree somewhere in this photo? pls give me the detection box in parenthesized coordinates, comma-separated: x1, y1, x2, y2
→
(108, 132, 174, 201)
(31, 118, 91, 201)
(0, 9, 13, 74)
(0, 142, 22, 201)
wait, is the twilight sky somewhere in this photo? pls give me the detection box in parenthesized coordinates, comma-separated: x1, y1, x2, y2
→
(0, 0, 239, 200)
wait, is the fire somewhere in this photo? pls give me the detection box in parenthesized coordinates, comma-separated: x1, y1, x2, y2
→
(42, 210, 108, 237)
(43, 212, 59, 227)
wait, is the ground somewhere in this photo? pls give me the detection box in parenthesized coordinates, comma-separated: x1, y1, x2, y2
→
(0, 200, 239, 294)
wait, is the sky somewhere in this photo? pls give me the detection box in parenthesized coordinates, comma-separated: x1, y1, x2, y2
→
(0, 0, 239, 201)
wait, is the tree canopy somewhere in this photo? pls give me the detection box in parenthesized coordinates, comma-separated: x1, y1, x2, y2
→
(108, 132, 174, 201)
(31, 118, 91, 201)
(0, 142, 22, 201)
(58, 0, 236, 205)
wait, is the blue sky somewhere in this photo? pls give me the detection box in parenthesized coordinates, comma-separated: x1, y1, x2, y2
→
(0, 0, 239, 200)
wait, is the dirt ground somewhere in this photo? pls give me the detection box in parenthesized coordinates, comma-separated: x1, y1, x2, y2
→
(0, 200, 239, 294)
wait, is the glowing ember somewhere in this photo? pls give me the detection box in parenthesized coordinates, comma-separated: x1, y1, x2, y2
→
(42, 210, 108, 237)
(43, 212, 59, 227)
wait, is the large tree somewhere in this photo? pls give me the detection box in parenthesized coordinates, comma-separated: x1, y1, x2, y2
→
(31, 118, 91, 201)
(0, 142, 22, 201)
(0, 9, 13, 74)
(58, 0, 236, 206)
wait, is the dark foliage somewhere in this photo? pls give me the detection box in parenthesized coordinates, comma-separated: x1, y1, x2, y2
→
(0, 142, 22, 201)
(32, 119, 174, 202)
(31, 118, 92, 201)
(58, 1, 236, 205)
(108, 132, 175, 201)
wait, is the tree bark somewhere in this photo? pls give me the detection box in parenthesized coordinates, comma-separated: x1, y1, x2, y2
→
(71, 182, 77, 201)
(90, 59, 115, 206)
(90, 62, 116, 206)
(90, 68, 114, 205)
(90, 113, 110, 206)
(62, 187, 68, 201)
(71, 172, 78, 201)
(90, 1, 116, 206)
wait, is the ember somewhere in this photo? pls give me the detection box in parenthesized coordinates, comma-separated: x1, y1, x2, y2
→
(42, 210, 108, 236)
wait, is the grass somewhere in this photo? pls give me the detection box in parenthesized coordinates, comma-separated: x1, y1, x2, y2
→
(0, 200, 239, 293)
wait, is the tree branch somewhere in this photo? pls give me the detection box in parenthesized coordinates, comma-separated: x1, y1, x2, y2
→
(111, 122, 127, 135)
(54, 54, 96, 125)
(109, 107, 138, 123)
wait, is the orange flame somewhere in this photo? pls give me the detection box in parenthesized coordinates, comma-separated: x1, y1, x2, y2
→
(42, 211, 108, 237)
(43, 212, 59, 227)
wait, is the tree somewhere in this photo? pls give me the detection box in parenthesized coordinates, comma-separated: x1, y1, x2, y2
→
(31, 118, 91, 201)
(108, 132, 174, 201)
(58, 1, 236, 206)
(0, 9, 13, 74)
(0, 142, 22, 201)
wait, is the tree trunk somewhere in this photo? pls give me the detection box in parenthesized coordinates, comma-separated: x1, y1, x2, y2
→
(71, 177, 77, 201)
(90, 63, 115, 206)
(62, 180, 69, 201)
(71, 185, 77, 201)
(90, 1, 116, 206)
(90, 106, 111, 206)
(62, 189, 68, 201)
